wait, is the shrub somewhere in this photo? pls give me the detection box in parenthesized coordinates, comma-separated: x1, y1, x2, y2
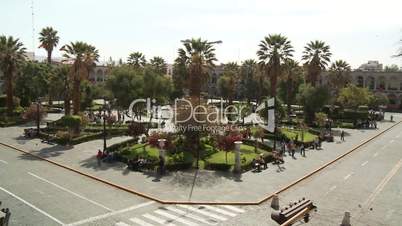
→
(128, 122, 146, 137)
(107, 138, 139, 153)
(0, 95, 20, 108)
(23, 104, 47, 122)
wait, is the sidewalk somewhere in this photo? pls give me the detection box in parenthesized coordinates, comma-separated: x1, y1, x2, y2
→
(0, 119, 398, 203)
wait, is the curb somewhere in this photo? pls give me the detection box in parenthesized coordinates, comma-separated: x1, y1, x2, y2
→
(1, 121, 400, 206)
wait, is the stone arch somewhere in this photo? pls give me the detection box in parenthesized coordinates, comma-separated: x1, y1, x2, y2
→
(388, 76, 398, 90)
(378, 76, 386, 90)
(357, 76, 364, 87)
(367, 76, 375, 90)
(388, 94, 397, 105)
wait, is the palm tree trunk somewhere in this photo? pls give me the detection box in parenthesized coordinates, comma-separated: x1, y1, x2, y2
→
(47, 50, 52, 64)
(287, 78, 292, 118)
(5, 69, 14, 116)
(73, 78, 81, 115)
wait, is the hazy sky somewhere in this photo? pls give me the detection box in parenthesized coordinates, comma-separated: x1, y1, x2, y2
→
(1, 0, 402, 68)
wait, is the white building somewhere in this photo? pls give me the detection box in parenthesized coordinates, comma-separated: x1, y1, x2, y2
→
(358, 60, 383, 72)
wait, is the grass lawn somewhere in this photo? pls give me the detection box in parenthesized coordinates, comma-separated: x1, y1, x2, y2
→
(205, 144, 269, 166)
(281, 128, 317, 142)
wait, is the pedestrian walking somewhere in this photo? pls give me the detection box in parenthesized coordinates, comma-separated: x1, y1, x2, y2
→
(158, 155, 165, 175)
(291, 143, 296, 158)
(391, 115, 394, 122)
(300, 144, 306, 156)
(341, 130, 345, 142)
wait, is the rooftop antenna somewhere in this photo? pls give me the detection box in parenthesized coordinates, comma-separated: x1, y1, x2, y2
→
(31, 0, 35, 57)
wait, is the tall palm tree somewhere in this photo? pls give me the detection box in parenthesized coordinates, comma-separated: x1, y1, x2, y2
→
(178, 38, 221, 98)
(328, 60, 351, 96)
(127, 52, 146, 69)
(38, 27, 59, 64)
(302, 40, 331, 86)
(60, 41, 99, 115)
(176, 38, 221, 168)
(257, 34, 294, 97)
(0, 36, 26, 115)
(282, 59, 302, 116)
(149, 56, 167, 74)
(240, 59, 258, 103)
(221, 62, 239, 104)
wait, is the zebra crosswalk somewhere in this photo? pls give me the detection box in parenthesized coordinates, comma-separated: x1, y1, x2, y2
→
(115, 204, 246, 226)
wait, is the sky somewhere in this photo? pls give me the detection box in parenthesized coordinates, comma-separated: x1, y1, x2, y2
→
(1, 0, 402, 68)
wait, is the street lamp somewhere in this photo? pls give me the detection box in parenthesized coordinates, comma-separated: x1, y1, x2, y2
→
(36, 98, 42, 136)
(102, 98, 110, 152)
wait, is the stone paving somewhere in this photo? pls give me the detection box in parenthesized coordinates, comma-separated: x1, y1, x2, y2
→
(0, 113, 399, 203)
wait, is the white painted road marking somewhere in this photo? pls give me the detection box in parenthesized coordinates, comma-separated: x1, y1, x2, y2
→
(0, 186, 64, 225)
(130, 218, 155, 226)
(165, 206, 216, 225)
(364, 159, 402, 207)
(28, 172, 113, 212)
(344, 173, 353, 180)
(200, 205, 237, 217)
(222, 205, 245, 213)
(155, 209, 199, 226)
(390, 139, 395, 143)
(361, 161, 369, 166)
(329, 185, 337, 191)
(0, 159, 8, 164)
(115, 222, 131, 226)
(373, 152, 379, 157)
(178, 205, 228, 221)
(66, 201, 155, 226)
(143, 213, 176, 226)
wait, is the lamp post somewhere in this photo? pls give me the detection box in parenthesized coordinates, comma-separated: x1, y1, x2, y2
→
(102, 98, 109, 152)
(36, 98, 41, 136)
(234, 141, 242, 174)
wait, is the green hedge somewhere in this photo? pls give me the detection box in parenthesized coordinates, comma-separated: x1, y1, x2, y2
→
(204, 162, 232, 171)
(107, 138, 139, 153)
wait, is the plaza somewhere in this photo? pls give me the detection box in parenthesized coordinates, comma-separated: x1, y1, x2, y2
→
(1, 1, 402, 226)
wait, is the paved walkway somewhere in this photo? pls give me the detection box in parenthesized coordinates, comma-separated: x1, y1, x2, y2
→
(0, 114, 400, 203)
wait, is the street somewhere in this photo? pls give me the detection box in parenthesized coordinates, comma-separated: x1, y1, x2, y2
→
(1, 120, 401, 225)
(221, 120, 402, 226)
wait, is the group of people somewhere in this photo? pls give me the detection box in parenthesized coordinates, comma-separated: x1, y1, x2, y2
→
(126, 155, 165, 175)
(251, 154, 268, 172)
(96, 149, 116, 166)
(280, 139, 307, 158)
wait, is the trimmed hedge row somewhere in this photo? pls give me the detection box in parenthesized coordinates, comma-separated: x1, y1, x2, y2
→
(38, 132, 104, 145)
(107, 138, 139, 153)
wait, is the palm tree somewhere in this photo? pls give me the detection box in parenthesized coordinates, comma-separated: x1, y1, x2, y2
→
(127, 52, 146, 69)
(38, 27, 59, 64)
(302, 40, 331, 86)
(240, 59, 258, 103)
(221, 62, 239, 104)
(328, 60, 351, 96)
(60, 41, 99, 115)
(149, 56, 167, 74)
(178, 38, 221, 98)
(0, 36, 26, 115)
(257, 34, 294, 97)
(176, 38, 221, 168)
(282, 59, 302, 117)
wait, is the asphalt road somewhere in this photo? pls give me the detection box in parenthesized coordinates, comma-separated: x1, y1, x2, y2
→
(220, 121, 402, 226)
(1, 118, 401, 226)
(0, 146, 154, 226)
